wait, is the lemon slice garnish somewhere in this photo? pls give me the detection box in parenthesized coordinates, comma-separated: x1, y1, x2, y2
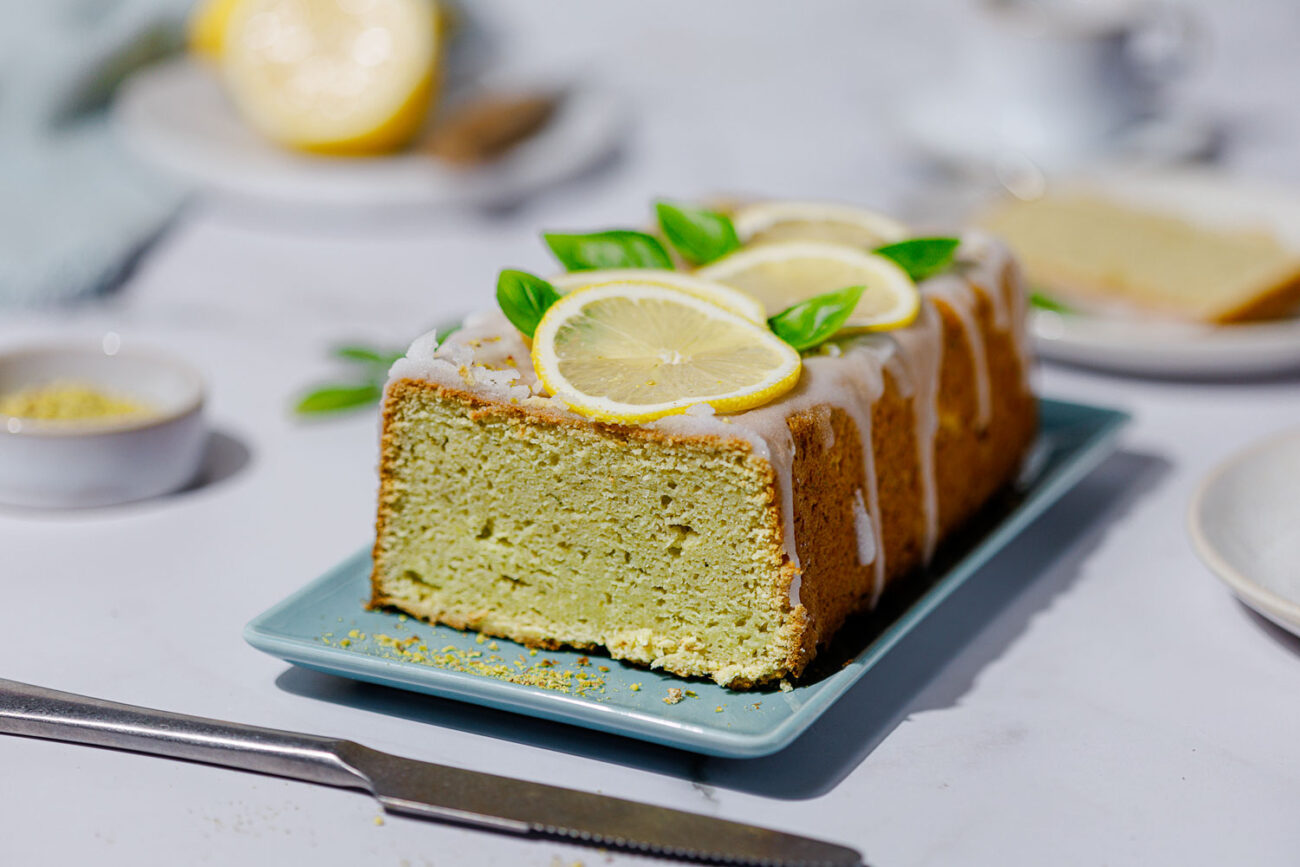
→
(531, 282, 801, 424)
(550, 269, 767, 323)
(733, 201, 909, 249)
(220, 0, 442, 155)
(697, 241, 920, 332)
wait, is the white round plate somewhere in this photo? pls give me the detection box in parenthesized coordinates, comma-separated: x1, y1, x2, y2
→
(1031, 311, 1300, 377)
(113, 58, 626, 215)
(1027, 169, 1300, 377)
(1189, 430, 1300, 638)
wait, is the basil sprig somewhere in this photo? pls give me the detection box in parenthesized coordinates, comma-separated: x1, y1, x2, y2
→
(543, 230, 672, 272)
(295, 341, 409, 416)
(655, 201, 740, 266)
(874, 237, 960, 282)
(497, 269, 560, 337)
(295, 322, 463, 418)
(767, 285, 865, 351)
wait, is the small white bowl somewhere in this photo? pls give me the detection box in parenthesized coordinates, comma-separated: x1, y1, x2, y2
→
(0, 343, 207, 508)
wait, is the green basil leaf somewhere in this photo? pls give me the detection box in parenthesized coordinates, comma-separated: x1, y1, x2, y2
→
(496, 269, 561, 337)
(543, 230, 673, 272)
(874, 237, 961, 282)
(767, 285, 865, 351)
(1029, 290, 1073, 314)
(655, 201, 740, 266)
(294, 383, 383, 415)
(333, 345, 406, 367)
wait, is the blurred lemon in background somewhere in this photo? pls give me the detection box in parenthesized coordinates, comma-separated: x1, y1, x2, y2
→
(188, 0, 243, 59)
(192, 0, 444, 155)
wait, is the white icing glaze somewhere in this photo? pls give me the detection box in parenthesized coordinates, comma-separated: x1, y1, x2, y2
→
(1005, 255, 1033, 393)
(787, 572, 803, 609)
(958, 233, 1034, 395)
(889, 300, 944, 561)
(883, 353, 914, 398)
(925, 271, 992, 430)
(813, 405, 836, 451)
(391, 313, 577, 417)
(829, 344, 888, 602)
(851, 488, 877, 568)
(388, 240, 1032, 616)
(957, 232, 1010, 332)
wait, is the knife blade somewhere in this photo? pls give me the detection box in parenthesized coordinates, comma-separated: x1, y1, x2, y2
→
(0, 678, 862, 866)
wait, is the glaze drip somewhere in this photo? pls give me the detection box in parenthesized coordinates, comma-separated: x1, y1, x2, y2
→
(851, 488, 877, 568)
(889, 300, 944, 561)
(925, 272, 992, 429)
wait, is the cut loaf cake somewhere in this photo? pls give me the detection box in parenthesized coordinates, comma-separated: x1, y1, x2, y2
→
(371, 234, 1036, 687)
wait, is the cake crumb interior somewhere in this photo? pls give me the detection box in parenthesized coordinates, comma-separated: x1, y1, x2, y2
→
(372, 383, 801, 686)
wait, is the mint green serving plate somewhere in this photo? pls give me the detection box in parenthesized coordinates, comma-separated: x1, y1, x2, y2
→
(246, 397, 1127, 758)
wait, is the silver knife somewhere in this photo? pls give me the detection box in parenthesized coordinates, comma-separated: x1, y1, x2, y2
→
(0, 678, 862, 866)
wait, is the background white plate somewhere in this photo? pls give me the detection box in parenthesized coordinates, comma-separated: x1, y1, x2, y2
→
(1189, 429, 1300, 638)
(1027, 169, 1300, 377)
(113, 58, 626, 216)
(1031, 310, 1300, 377)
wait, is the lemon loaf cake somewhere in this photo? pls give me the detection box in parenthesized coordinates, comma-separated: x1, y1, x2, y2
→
(371, 231, 1036, 688)
(980, 194, 1300, 323)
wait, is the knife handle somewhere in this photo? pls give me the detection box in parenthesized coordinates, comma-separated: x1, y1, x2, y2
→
(0, 678, 368, 791)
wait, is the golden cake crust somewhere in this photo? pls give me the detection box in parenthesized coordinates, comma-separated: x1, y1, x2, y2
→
(782, 284, 1037, 659)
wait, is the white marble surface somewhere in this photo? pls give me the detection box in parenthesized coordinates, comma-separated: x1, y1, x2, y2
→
(3, 1, 1300, 865)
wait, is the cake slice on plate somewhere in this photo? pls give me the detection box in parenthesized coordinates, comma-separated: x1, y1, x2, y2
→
(980, 194, 1300, 323)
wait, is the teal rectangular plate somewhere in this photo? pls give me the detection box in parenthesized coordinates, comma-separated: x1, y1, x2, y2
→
(246, 397, 1127, 758)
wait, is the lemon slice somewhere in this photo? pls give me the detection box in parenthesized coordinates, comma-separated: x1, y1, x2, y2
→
(532, 282, 801, 423)
(188, 0, 244, 60)
(733, 201, 909, 248)
(697, 241, 920, 331)
(221, 0, 442, 155)
(550, 269, 767, 323)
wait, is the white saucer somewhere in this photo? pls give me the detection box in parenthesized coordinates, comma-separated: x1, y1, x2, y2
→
(113, 58, 626, 216)
(1032, 311, 1300, 377)
(1026, 169, 1300, 377)
(1189, 430, 1300, 638)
